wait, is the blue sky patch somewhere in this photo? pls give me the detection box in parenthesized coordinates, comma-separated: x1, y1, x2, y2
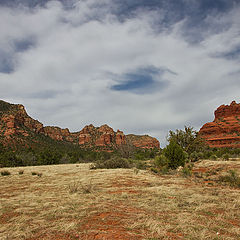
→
(0, 39, 34, 74)
(13, 39, 35, 52)
(222, 47, 240, 60)
(110, 66, 170, 94)
(0, 50, 14, 74)
(212, 46, 240, 60)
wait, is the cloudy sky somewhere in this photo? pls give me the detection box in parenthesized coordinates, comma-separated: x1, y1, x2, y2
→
(0, 0, 240, 146)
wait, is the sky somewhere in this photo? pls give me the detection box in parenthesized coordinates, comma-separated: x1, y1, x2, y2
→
(0, 0, 240, 147)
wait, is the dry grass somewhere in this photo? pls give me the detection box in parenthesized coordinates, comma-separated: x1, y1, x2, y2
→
(0, 160, 240, 239)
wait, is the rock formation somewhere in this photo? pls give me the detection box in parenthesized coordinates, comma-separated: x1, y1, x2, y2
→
(199, 101, 240, 148)
(0, 101, 44, 139)
(126, 134, 160, 149)
(77, 124, 159, 149)
(0, 100, 160, 150)
(43, 126, 73, 141)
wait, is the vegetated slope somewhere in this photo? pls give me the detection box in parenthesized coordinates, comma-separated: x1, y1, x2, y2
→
(199, 101, 240, 148)
(0, 160, 240, 239)
(0, 100, 160, 151)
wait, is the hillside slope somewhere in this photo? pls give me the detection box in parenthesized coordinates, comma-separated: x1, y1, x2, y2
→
(0, 100, 160, 150)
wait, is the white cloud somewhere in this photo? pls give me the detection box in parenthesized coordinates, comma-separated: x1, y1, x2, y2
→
(0, 0, 240, 147)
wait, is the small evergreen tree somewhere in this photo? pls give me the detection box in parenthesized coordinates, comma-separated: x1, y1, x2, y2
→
(154, 154, 169, 168)
(167, 126, 206, 154)
(164, 140, 186, 169)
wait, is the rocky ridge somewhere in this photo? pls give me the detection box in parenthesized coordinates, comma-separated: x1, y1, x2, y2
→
(199, 101, 240, 148)
(0, 100, 160, 150)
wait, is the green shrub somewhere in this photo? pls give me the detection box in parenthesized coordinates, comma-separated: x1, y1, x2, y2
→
(150, 167, 158, 173)
(188, 163, 194, 170)
(31, 172, 38, 175)
(210, 155, 218, 160)
(183, 151, 189, 160)
(135, 161, 147, 170)
(128, 159, 147, 170)
(154, 154, 169, 168)
(189, 151, 203, 162)
(93, 157, 130, 169)
(164, 141, 186, 169)
(18, 170, 24, 175)
(167, 126, 207, 154)
(160, 165, 169, 174)
(0, 152, 23, 167)
(134, 153, 145, 160)
(189, 151, 198, 162)
(1, 170, 11, 176)
(37, 150, 62, 165)
(222, 153, 230, 161)
(181, 166, 192, 178)
(197, 152, 204, 160)
(219, 170, 240, 187)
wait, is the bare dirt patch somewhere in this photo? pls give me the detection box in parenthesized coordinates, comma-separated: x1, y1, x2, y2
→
(78, 205, 143, 240)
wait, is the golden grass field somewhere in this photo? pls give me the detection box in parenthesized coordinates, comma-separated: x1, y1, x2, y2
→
(0, 160, 240, 240)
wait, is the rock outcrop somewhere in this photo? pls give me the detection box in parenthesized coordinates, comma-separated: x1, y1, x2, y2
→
(0, 100, 160, 150)
(199, 101, 240, 148)
(0, 101, 44, 139)
(43, 126, 75, 142)
(77, 124, 159, 149)
(126, 134, 160, 149)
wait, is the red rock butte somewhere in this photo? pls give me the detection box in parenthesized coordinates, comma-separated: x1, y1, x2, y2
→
(199, 101, 240, 148)
(0, 100, 160, 150)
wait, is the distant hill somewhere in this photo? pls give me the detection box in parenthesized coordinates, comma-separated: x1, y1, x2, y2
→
(0, 100, 160, 151)
(199, 101, 240, 148)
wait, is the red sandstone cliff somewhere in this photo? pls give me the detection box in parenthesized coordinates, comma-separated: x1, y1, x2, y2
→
(199, 101, 240, 148)
(77, 124, 159, 149)
(0, 100, 160, 150)
(0, 102, 44, 138)
(78, 124, 126, 148)
(126, 134, 160, 149)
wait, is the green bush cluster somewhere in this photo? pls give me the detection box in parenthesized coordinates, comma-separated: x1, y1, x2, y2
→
(189, 151, 204, 162)
(167, 126, 207, 154)
(164, 140, 186, 169)
(91, 157, 131, 169)
(203, 148, 240, 160)
(1, 170, 11, 176)
(210, 155, 218, 160)
(151, 125, 240, 175)
(219, 170, 240, 188)
(0, 138, 157, 168)
(222, 153, 230, 160)
(153, 140, 187, 174)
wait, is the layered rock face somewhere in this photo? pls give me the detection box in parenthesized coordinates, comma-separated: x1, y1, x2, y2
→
(126, 134, 160, 149)
(78, 124, 127, 148)
(0, 102, 44, 139)
(77, 124, 159, 149)
(199, 101, 240, 148)
(43, 126, 75, 142)
(0, 100, 160, 150)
